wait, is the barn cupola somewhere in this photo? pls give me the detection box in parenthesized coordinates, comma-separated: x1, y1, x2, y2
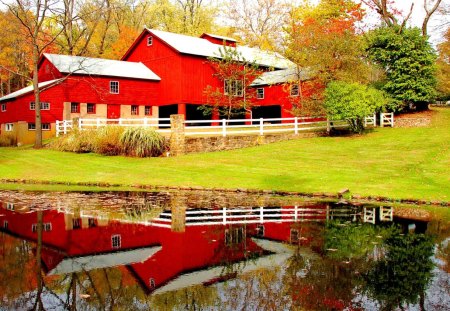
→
(200, 33, 237, 47)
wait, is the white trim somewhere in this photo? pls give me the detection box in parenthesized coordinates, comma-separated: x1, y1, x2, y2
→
(1, 103, 6, 112)
(256, 88, 264, 99)
(147, 36, 153, 46)
(5, 123, 13, 132)
(110, 81, 119, 94)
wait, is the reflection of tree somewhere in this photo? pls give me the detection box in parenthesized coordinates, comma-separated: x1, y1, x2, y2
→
(364, 231, 435, 311)
(148, 285, 219, 311)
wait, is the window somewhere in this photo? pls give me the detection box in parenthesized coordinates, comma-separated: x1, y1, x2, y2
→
(256, 225, 265, 237)
(224, 79, 243, 97)
(71, 102, 80, 113)
(290, 84, 299, 96)
(43, 223, 52, 231)
(225, 227, 245, 246)
(31, 224, 37, 232)
(145, 105, 152, 116)
(112, 234, 121, 248)
(87, 103, 96, 114)
(3, 221, 8, 230)
(290, 229, 299, 243)
(1, 103, 6, 112)
(29, 102, 50, 110)
(110, 81, 119, 94)
(6, 203, 14, 210)
(5, 123, 13, 132)
(149, 278, 156, 289)
(88, 218, 96, 228)
(147, 36, 153, 46)
(72, 218, 81, 229)
(28, 123, 50, 131)
(131, 105, 139, 115)
(256, 88, 264, 99)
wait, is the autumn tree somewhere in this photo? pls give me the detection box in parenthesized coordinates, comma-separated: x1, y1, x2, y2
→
(283, 0, 368, 116)
(203, 46, 260, 120)
(223, 0, 290, 50)
(1, 0, 75, 148)
(361, 0, 444, 36)
(436, 27, 450, 99)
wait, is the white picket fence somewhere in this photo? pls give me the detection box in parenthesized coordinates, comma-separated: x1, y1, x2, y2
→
(56, 113, 394, 137)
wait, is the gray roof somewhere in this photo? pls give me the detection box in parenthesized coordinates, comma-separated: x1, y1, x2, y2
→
(251, 68, 313, 86)
(0, 79, 61, 102)
(44, 53, 161, 80)
(148, 29, 294, 69)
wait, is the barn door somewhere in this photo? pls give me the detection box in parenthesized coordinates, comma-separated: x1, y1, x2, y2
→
(107, 105, 120, 120)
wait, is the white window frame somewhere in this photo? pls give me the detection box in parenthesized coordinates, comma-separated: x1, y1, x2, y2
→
(224, 79, 243, 97)
(131, 105, 139, 116)
(28, 123, 51, 131)
(31, 223, 37, 232)
(290, 84, 299, 96)
(256, 88, 264, 99)
(110, 81, 119, 94)
(6, 202, 14, 210)
(29, 102, 50, 110)
(71, 102, 80, 113)
(144, 105, 152, 116)
(87, 103, 96, 114)
(1, 103, 6, 112)
(147, 36, 153, 46)
(5, 123, 13, 132)
(43, 223, 52, 231)
(111, 234, 121, 249)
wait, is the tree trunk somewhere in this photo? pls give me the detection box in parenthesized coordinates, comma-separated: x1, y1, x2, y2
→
(33, 45, 42, 149)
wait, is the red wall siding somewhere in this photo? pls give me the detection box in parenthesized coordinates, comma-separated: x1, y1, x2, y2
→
(38, 58, 63, 82)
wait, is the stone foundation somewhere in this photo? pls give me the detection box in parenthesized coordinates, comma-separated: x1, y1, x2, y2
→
(184, 131, 326, 154)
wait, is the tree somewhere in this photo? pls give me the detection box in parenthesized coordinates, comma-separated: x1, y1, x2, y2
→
(1, 0, 74, 148)
(366, 26, 437, 110)
(223, 0, 289, 50)
(283, 0, 370, 116)
(203, 46, 260, 119)
(361, 0, 444, 36)
(436, 27, 450, 99)
(324, 81, 389, 133)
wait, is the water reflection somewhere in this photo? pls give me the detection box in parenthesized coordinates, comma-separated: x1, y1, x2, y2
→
(0, 192, 447, 310)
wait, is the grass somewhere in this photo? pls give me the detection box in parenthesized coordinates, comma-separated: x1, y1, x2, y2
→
(0, 107, 448, 202)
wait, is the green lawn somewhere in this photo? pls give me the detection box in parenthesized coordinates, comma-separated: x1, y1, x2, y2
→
(0, 108, 449, 201)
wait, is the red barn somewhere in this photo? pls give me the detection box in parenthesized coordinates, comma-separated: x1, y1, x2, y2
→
(0, 28, 321, 145)
(0, 53, 161, 144)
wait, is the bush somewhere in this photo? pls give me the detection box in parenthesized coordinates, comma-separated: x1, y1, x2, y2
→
(50, 129, 96, 153)
(324, 81, 389, 133)
(93, 126, 124, 155)
(120, 127, 166, 157)
(0, 134, 17, 147)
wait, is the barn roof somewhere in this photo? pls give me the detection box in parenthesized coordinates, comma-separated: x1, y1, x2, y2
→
(0, 79, 61, 102)
(251, 68, 313, 86)
(44, 54, 161, 81)
(148, 29, 294, 69)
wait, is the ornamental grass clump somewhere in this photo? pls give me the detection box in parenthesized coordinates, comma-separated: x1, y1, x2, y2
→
(50, 128, 96, 153)
(119, 127, 166, 157)
(93, 126, 124, 155)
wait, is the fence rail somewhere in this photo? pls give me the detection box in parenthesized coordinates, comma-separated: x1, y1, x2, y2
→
(55, 113, 394, 137)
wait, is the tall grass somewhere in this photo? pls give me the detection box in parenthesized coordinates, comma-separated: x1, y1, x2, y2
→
(0, 134, 16, 147)
(120, 127, 166, 157)
(50, 126, 166, 157)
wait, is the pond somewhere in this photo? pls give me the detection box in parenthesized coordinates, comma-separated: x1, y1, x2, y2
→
(0, 190, 448, 310)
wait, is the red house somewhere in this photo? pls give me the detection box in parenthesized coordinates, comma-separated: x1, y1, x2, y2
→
(0, 28, 313, 145)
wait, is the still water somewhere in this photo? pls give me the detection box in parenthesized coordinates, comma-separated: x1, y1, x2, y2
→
(0, 190, 448, 310)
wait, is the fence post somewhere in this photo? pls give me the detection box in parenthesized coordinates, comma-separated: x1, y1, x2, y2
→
(327, 118, 331, 133)
(144, 117, 148, 127)
(259, 118, 264, 136)
(373, 113, 376, 127)
(294, 117, 298, 135)
(380, 113, 384, 127)
(222, 119, 226, 137)
(119, 118, 122, 125)
(170, 114, 186, 156)
(96, 118, 100, 128)
(63, 121, 67, 135)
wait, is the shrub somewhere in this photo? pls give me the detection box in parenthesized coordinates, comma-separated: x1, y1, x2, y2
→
(0, 134, 17, 147)
(120, 127, 166, 157)
(50, 128, 96, 153)
(93, 126, 124, 155)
